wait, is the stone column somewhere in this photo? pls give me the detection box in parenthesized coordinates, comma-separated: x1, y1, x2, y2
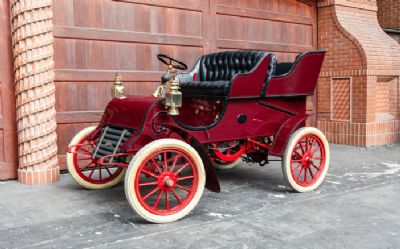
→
(316, 0, 400, 147)
(9, 0, 59, 184)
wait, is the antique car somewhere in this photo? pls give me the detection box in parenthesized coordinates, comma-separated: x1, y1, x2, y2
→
(67, 50, 330, 223)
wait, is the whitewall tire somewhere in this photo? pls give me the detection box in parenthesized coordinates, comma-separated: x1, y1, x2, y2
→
(125, 138, 206, 223)
(282, 127, 330, 193)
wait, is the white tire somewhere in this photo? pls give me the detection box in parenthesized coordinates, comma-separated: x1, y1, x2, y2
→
(212, 158, 242, 170)
(125, 139, 206, 223)
(282, 127, 330, 192)
(67, 126, 125, 190)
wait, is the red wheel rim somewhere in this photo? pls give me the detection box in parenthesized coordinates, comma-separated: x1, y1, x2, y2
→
(72, 136, 124, 184)
(134, 148, 199, 216)
(213, 141, 245, 162)
(290, 134, 326, 187)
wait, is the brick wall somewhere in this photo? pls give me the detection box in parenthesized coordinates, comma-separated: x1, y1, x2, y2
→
(317, 0, 400, 146)
(377, 0, 400, 29)
(377, 0, 400, 45)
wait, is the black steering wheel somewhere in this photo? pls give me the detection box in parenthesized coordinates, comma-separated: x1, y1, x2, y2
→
(157, 54, 188, 71)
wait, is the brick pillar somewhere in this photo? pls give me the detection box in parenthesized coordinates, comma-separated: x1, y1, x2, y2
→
(10, 0, 60, 184)
(317, 0, 400, 146)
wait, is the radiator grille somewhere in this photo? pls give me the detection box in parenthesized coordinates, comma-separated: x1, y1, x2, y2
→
(93, 126, 134, 162)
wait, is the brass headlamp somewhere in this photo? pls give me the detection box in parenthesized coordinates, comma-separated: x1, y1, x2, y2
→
(164, 76, 182, 116)
(153, 65, 183, 116)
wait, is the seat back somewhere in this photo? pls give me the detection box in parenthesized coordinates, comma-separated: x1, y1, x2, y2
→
(265, 50, 326, 96)
(198, 51, 268, 82)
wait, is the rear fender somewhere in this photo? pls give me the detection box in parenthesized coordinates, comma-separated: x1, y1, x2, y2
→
(269, 114, 308, 157)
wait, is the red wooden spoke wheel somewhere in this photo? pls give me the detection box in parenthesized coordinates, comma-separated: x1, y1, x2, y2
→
(67, 126, 125, 189)
(282, 127, 330, 192)
(125, 139, 205, 223)
(211, 141, 245, 170)
(134, 149, 198, 216)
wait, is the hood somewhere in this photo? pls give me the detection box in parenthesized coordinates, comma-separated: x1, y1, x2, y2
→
(101, 96, 162, 129)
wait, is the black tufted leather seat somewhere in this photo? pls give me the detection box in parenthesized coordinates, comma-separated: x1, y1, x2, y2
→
(198, 51, 267, 81)
(179, 50, 271, 97)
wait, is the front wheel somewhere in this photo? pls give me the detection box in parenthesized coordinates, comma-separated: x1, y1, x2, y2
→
(282, 127, 330, 192)
(125, 139, 205, 223)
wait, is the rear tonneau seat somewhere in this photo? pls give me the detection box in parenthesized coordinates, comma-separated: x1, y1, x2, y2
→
(264, 50, 326, 97)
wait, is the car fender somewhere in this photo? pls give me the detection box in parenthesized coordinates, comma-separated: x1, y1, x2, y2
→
(269, 113, 309, 157)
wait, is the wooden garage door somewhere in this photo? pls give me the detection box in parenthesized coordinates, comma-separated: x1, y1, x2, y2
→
(0, 1, 18, 179)
(52, 0, 317, 169)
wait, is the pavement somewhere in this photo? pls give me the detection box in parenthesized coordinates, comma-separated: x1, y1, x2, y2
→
(1, 144, 400, 249)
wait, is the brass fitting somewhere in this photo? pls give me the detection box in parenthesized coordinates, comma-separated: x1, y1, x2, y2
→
(152, 85, 165, 98)
(112, 73, 126, 99)
(164, 76, 182, 115)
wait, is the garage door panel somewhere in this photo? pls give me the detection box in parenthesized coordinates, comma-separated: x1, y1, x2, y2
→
(217, 0, 313, 18)
(54, 0, 203, 37)
(55, 81, 159, 113)
(218, 15, 313, 46)
(54, 39, 203, 71)
(113, 0, 204, 12)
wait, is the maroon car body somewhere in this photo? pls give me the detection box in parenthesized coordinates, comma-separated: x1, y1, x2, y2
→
(96, 50, 325, 190)
(67, 50, 328, 223)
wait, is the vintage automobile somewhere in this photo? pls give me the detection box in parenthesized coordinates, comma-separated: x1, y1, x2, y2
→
(67, 50, 330, 223)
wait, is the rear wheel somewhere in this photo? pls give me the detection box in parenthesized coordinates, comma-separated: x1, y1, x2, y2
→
(125, 139, 205, 223)
(66, 126, 125, 189)
(210, 141, 245, 170)
(282, 127, 330, 192)
(212, 158, 242, 170)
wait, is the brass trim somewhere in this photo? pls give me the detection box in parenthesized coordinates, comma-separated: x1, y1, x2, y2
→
(112, 73, 126, 99)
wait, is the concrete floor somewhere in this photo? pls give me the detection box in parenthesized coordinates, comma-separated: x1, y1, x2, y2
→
(1, 144, 400, 249)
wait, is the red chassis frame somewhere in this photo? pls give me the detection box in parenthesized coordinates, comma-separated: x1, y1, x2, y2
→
(67, 50, 326, 193)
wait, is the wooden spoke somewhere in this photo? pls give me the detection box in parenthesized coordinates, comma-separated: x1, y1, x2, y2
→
(143, 187, 159, 200)
(142, 169, 160, 179)
(174, 163, 189, 175)
(153, 190, 163, 208)
(139, 181, 158, 187)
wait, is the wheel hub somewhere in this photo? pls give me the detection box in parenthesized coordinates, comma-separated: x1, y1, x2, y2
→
(301, 152, 314, 168)
(158, 173, 176, 191)
(164, 177, 174, 187)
